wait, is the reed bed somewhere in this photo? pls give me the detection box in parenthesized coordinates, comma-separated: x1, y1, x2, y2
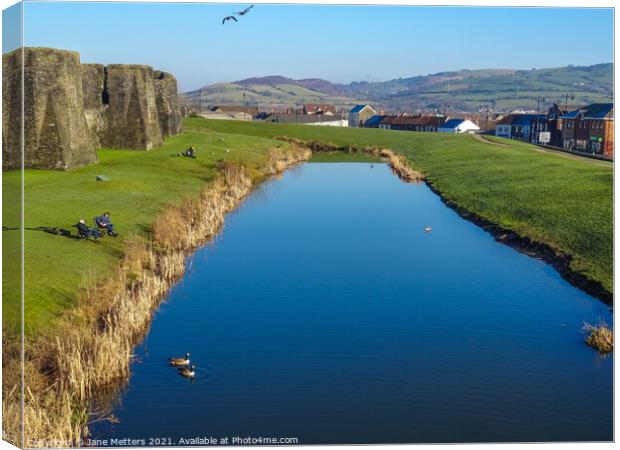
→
(584, 321, 614, 353)
(376, 148, 424, 183)
(2, 146, 310, 447)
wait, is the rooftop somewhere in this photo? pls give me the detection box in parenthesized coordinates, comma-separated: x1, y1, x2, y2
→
(304, 103, 337, 115)
(391, 115, 443, 126)
(497, 114, 546, 126)
(561, 103, 614, 120)
(365, 115, 387, 126)
(440, 118, 465, 129)
(350, 104, 373, 113)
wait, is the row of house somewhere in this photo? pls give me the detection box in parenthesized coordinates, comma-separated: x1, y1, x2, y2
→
(349, 102, 613, 158)
(366, 113, 480, 133)
(255, 103, 348, 126)
(557, 103, 614, 157)
(200, 103, 347, 124)
(351, 104, 480, 134)
(200, 101, 613, 158)
(495, 103, 614, 158)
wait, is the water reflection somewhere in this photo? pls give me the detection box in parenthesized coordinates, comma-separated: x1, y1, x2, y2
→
(91, 163, 612, 444)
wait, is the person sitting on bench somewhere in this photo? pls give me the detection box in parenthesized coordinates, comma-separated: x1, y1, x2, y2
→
(77, 219, 101, 239)
(95, 212, 118, 237)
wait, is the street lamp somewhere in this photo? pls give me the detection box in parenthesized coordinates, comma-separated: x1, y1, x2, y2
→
(243, 87, 247, 121)
(535, 96, 545, 144)
(480, 105, 490, 133)
(564, 92, 574, 113)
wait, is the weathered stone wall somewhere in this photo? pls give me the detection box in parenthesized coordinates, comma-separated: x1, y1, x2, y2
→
(2, 47, 98, 170)
(2, 49, 23, 170)
(154, 70, 182, 136)
(81, 63, 107, 148)
(3, 47, 183, 170)
(101, 64, 163, 150)
(178, 93, 189, 119)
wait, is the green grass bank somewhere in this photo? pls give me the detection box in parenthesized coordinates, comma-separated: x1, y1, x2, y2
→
(186, 118, 613, 298)
(2, 128, 295, 336)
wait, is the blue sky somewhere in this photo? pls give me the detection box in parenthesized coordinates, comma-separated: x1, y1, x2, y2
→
(3, 2, 614, 91)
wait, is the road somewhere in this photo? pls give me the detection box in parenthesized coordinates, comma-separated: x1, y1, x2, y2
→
(472, 134, 613, 166)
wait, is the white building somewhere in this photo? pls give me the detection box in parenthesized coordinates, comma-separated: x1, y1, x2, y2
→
(438, 118, 480, 134)
(306, 119, 348, 127)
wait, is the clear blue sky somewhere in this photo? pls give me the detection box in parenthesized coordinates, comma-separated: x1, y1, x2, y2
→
(3, 2, 614, 91)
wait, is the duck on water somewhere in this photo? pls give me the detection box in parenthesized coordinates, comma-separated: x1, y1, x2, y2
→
(168, 352, 190, 367)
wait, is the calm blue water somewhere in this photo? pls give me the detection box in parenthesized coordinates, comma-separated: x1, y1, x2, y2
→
(92, 163, 612, 444)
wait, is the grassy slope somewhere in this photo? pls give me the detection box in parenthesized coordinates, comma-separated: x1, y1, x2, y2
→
(2, 129, 288, 335)
(191, 82, 359, 108)
(186, 118, 613, 294)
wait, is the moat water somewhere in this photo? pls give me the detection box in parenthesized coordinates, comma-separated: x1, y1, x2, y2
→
(91, 163, 612, 444)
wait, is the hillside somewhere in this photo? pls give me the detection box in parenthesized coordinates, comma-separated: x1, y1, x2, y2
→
(348, 63, 613, 112)
(184, 80, 363, 112)
(185, 63, 613, 113)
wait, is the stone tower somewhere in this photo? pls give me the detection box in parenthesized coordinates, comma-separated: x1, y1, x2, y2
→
(2, 47, 98, 170)
(154, 70, 183, 137)
(2, 48, 23, 170)
(3, 47, 184, 170)
(101, 64, 163, 150)
(81, 63, 107, 148)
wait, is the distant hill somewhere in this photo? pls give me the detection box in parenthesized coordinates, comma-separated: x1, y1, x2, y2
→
(234, 76, 346, 96)
(184, 76, 361, 112)
(185, 63, 613, 113)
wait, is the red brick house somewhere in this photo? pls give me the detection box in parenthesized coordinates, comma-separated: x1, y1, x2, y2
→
(560, 103, 614, 158)
(377, 114, 401, 130)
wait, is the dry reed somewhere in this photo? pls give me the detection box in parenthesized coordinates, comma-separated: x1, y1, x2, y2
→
(584, 321, 614, 353)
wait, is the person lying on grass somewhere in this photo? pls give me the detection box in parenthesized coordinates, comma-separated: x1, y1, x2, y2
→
(178, 145, 197, 159)
(95, 212, 118, 237)
(77, 219, 102, 239)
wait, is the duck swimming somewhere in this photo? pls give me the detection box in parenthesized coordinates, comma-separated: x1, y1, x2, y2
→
(178, 365, 196, 378)
(168, 352, 190, 366)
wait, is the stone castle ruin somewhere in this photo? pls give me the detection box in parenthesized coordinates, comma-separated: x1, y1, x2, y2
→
(103, 64, 164, 150)
(154, 70, 183, 137)
(2, 47, 183, 170)
(81, 63, 107, 148)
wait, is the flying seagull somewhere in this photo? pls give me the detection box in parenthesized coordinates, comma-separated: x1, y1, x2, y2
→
(222, 15, 238, 24)
(236, 5, 254, 15)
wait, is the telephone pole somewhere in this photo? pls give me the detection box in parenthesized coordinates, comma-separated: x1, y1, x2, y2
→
(535, 96, 545, 144)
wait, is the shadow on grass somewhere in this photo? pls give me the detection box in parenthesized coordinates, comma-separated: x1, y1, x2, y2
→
(3, 225, 97, 242)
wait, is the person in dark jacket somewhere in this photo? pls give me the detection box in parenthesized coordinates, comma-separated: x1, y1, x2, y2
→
(183, 145, 196, 158)
(77, 219, 101, 239)
(95, 212, 118, 237)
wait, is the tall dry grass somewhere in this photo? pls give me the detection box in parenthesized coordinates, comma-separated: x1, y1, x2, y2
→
(3, 146, 310, 447)
(374, 148, 424, 183)
(584, 321, 614, 353)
